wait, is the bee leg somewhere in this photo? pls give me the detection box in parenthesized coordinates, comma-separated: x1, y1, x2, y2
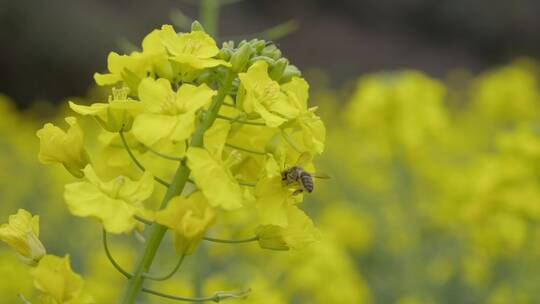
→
(292, 189, 304, 196)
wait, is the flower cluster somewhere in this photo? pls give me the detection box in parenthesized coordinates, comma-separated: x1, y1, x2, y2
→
(34, 22, 325, 302)
(0, 209, 93, 303)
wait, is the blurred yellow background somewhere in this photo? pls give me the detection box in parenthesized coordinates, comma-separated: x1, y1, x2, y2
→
(1, 58, 540, 303)
(1, 1, 540, 303)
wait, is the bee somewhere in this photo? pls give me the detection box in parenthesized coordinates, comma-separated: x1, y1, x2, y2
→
(281, 152, 329, 195)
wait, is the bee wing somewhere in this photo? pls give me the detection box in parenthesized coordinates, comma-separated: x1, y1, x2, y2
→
(296, 152, 313, 167)
(311, 172, 331, 179)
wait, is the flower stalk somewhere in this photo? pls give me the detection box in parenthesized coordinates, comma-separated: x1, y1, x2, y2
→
(118, 70, 236, 304)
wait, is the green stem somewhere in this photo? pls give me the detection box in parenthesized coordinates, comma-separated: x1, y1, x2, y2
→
(200, 0, 219, 39)
(217, 114, 266, 126)
(119, 129, 171, 187)
(146, 146, 185, 161)
(143, 254, 186, 281)
(133, 215, 153, 225)
(280, 128, 303, 153)
(225, 143, 266, 155)
(142, 287, 251, 302)
(237, 180, 257, 187)
(118, 71, 236, 304)
(203, 236, 259, 244)
(103, 229, 133, 278)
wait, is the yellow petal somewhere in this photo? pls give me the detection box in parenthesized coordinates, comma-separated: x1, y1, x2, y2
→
(0, 209, 46, 264)
(138, 77, 174, 113)
(36, 117, 89, 178)
(32, 255, 84, 303)
(64, 166, 154, 234)
(256, 205, 318, 250)
(132, 113, 179, 147)
(186, 147, 243, 210)
(64, 182, 137, 234)
(155, 192, 216, 255)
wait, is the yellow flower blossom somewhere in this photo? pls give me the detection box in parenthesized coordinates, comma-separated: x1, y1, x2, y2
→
(69, 87, 143, 132)
(254, 155, 295, 227)
(131, 77, 216, 147)
(281, 77, 326, 155)
(158, 25, 230, 79)
(239, 61, 299, 127)
(186, 147, 243, 210)
(155, 192, 216, 255)
(0, 209, 46, 265)
(93, 26, 174, 90)
(64, 165, 154, 234)
(36, 117, 89, 178)
(31, 254, 93, 304)
(256, 205, 319, 250)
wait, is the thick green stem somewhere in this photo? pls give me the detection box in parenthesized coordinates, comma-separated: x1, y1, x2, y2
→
(117, 71, 235, 304)
(200, 0, 219, 39)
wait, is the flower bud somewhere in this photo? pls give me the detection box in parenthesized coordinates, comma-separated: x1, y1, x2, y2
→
(0, 209, 46, 265)
(280, 64, 302, 83)
(218, 48, 233, 61)
(230, 44, 253, 73)
(250, 39, 267, 53)
(269, 58, 289, 81)
(249, 56, 275, 67)
(197, 70, 213, 84)
(37, 117, 90, 178)
(191, 20, 206, 32)
(261, 44, 282, 60)
(238, 39, 248, 48)
(222, 40, 235, 49)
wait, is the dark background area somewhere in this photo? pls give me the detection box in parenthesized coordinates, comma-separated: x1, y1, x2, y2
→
(1, 0, 539, 108)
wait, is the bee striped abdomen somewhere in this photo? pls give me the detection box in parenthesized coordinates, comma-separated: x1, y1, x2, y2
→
(300, 171, 314, 193)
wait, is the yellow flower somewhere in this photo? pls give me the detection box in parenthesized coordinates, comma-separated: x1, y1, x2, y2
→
(256, 205, 319, 250)
(238, 61, 299, 127)
(93, 26, 174, 90)
(155, 192, 216, 255)
(254, 155, 293, 227)
(37, 117, 89, 178)
(64, 165, 154, 234)
(186, 147, 243, 210)
(31, 254, 93, 304)
(282, 77, 326, 155)
(158, 25, 230, 79)
(69, 87, 143, 132)
(0, 209, 46, 265)
(131, 78, 216, 147)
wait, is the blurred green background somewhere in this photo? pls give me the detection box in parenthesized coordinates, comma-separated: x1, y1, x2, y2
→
(1, 1, 540, 303)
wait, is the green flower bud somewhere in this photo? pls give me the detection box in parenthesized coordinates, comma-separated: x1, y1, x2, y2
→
(230, 44, 253, 73)
(238, 40, 248, 48)
(269, 58, 289, 81)
(250, 39, 267, 53)
(196, 70, 213, 84)
(249, 56, 275, 67)
(218, 48, 233, 61)
(261, 44, 282, 60)
(279, 64, 302, 83)
(222, 41, 235, 49)
(191, 20, 206, 32)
